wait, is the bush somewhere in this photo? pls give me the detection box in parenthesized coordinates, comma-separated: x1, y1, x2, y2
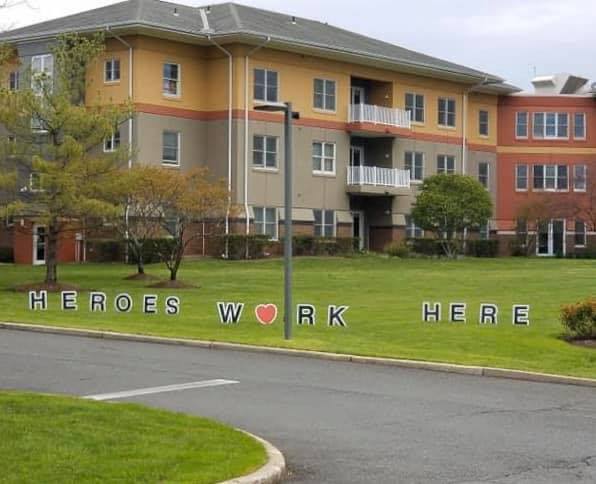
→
(410, 238, 443, 256)
(384, 241, 410, 258)
(466, 240, 499, 258)
(223, 234, 271, 260)
(0, 247, 14, 263)
(143, 238, 173, 264)
(293, 235, 315, 256)
(561, 299, 596, 340)
(86, 239, 125, 262)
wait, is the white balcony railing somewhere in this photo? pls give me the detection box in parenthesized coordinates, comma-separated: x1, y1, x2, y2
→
(347, 166, 410, 188)
(349, 103, 411, 129)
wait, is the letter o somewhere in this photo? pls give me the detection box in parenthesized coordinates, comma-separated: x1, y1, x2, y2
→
(114, 293, 133, 313)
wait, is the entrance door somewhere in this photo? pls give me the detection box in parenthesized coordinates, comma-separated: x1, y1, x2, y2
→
(351, 86, 366, 105)
(352, 211, 365, 250)
(537, 220, 566, 256)
(350, 146, 364, 167)
(33, 225, 46, 265)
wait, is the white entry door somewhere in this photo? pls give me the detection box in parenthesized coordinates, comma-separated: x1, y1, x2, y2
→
(351, 86, 366, 105)
(33, 225, 46, 265)
(537, 220, 565, 256)
(350, 146, 364, 167)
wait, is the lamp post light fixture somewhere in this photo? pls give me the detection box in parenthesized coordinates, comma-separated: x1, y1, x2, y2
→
(254, 101, 300, 340)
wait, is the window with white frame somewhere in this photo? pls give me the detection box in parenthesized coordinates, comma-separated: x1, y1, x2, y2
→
(103, 130, 121, 152)
(104, 59, 120, 82)
(533, 112, 568, 139)
(9, 71, 19, 90)
(479, 222, 490, 240)
(516, 112, 528, 138)
(574, 113, 586, 139)
(533, 164, 568, 191)
(437, 154, 455, 174)
(313, 78, 336, 111)
(31, 54, 53, 95)
(574, 220, 587, 247)
(405, 215, 423, 239)
(515, 164, 528, 191)
(254, 207, 278, 239)
(479, 110, 489, 136)
(253, 135, 278, 169)
(163, 63, 180, 96)
(254, 68, 278, 103)
(574, 164, 587, 191)
(162, 131, 180, 165)
(478, 162, 489, 188)
(405, 151, 424, 182)
(312, 141, 336, 174)
(438, 97, 456, 127)
(405, 93, 424, 123)
(29, 172, 42, 192)
(314, 209, 335, 237)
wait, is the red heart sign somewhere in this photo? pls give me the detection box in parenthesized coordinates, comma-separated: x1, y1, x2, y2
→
(255, 304, 278, 325)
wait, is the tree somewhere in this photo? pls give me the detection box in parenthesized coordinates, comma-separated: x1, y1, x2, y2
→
(152, 168, 228, 285)
(0, 33, 131, 286)
(411, 174, 493, 257)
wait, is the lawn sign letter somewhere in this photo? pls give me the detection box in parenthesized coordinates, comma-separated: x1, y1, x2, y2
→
(421, 302, 530, 325)
(216, 302, 348, 327)
(29, 291, 180, 315)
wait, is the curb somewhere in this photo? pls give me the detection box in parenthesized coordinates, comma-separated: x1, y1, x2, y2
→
(1, 321, 596, 388)
(219, 430, 286, 484)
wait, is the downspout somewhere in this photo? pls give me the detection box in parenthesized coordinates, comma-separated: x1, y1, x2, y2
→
(208, 35, 233, 257)
(244, 37, 271, 235)
(107, 27, 134, 264)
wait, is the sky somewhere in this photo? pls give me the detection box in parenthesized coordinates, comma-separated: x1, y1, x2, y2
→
(2, 0, 596, 90)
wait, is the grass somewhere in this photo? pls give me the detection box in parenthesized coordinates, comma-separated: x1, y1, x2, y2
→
(0, 256, 595, 378)
(0, 391, 266, 483)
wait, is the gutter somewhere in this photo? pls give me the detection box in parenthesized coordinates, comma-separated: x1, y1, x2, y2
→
(244, 37, 271, 237)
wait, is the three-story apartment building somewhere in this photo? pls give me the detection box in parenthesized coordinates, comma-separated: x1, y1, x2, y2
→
(5, 0, 589, 264)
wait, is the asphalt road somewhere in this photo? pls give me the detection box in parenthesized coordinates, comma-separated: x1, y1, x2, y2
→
(1, 329, 595, 483)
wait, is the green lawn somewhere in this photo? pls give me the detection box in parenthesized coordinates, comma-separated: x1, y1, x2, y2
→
(0, 256, 595, 378)
(0, 391, 266, 483)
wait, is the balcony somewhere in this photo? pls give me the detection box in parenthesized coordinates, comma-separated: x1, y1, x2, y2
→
(347, 104, 411, 136)
(347, 165, 411, 196)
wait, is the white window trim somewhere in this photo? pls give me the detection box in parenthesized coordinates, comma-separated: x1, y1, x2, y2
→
(532, 164, 569, 192)
(574, 221, 587, 248)
(515, 112, 529, 139)
(313, 78, 337, 113)
(405, 92, 425, 124)
(29, 172, 43, 192)
(438, 97, 456, 128)
(515, 164, 528, 192)
(30, 54, 53, 95)
(163, 62, 181, 98)
(532, 112, 569, 140)
(162, 131, 181, 166)
(574, 113, 587, 140)
(103, 132, 120, 153)
(314, 209, 336, 238)
(253, 68, 279, 103)
(312, 141, 336, 176)
(252, 135, 279, 171)
(9, 70, 19, 90)
(478, 162, 490, 189)
(479, 110, 490, 138)
(437, 154, 456, 174)
(405, 151, 424, 183)
(573, 164, 587, 192)
(254, 206, 279, 240)
(104, 58, 121, 84)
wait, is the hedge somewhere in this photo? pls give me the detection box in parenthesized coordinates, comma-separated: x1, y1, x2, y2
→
(0, 247, 14, 263)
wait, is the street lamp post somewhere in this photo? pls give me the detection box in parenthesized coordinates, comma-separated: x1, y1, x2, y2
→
(254, 102, 299, 340)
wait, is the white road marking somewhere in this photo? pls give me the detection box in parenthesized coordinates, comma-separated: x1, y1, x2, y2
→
(84, 379, 239, 401)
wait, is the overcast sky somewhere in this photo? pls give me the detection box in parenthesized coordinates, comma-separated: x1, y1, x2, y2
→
(3, 0, 596, 89)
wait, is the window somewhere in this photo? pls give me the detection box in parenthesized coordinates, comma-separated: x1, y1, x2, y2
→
(313, 79, 336, 111)
(405, 151, 424, 182)
(515, 164, 528, 191)
(574, 165, 587, 192)
(478, 162, 489, 188)
(479, 223, 490, 240)
(254, 68, 278, 103)
(405, 215, 423, 239)
(103, 131, 121, 152)
(575, 220, 587, 247)
(31, 54, 53, 95)
(533, 112, 568, 139)
(253, 135, 278, 169)
(162, 131, 180, 166)
(254, 207, 278, 239)
(516, 112, 528, 138)
(533, 164, 569, 191)
(405, 93, 424, 123)
(438, 97, 456, 127)
(29, 172, 42, 192)
(312, 141, 336, 174)
(479, 110, 489, 136)
(9, 71, 19, 90)
(574, 113, 586, 139)
(314, 209, 335, 237)
(437, 155, 455, 174)
(104, 59, 120, 82)
(163, 63, 180, 96)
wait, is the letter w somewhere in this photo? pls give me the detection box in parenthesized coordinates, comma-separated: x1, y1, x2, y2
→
(217, 302, 244, 324)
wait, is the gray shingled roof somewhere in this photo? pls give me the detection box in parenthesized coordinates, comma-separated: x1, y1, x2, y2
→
(0, 0, 506, 83)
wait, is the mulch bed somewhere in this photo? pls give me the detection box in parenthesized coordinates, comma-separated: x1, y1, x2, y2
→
(570, 339, 596, 349)
(147, 280, 198, 289)
(13, 282, 82, 293)
(124, 273, 159, 281)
